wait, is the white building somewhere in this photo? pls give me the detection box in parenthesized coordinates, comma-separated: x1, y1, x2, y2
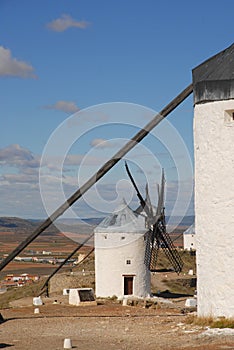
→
(193, 43, 234, 318)
(94, 199, 151, 299)
(183, 224, 196, 251)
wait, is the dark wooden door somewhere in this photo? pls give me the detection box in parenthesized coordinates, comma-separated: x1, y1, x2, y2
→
(124, 276, 133, 295)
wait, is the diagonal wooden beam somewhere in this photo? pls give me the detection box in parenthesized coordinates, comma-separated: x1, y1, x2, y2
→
(0, 83, 193, 271)
(40, 234, 94, 293)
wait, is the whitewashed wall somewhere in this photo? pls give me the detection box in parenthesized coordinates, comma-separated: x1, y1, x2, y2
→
(194, 100, 234, 318)
(95, 232, 151, 298)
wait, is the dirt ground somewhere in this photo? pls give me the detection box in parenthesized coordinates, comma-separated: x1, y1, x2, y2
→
(1, 298, 234, 350)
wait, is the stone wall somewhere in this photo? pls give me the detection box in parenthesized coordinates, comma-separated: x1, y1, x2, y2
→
(49, 271, 95, 295)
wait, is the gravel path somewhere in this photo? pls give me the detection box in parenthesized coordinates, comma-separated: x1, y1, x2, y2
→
(0, 303, 234, 349)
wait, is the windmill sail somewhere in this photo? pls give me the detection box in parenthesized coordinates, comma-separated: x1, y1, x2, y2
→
(125, 162, 151, 218)
(125, 163, 183, 273)
(145, 183, 154, 221)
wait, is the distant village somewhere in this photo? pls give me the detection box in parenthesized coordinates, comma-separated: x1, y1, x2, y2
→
(0, 250, 86, 265)
(0, 252, 86, 291)
(1, 273, 40, 289)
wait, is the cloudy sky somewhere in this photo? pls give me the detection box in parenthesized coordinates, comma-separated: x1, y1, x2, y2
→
(0, 0, 233, 219)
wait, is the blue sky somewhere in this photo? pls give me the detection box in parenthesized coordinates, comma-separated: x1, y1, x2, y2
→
(0, 0, 233, 219)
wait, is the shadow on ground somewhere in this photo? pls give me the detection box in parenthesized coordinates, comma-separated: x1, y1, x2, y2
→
(153, 290, 193, 298)
(0, 345, 14, 348)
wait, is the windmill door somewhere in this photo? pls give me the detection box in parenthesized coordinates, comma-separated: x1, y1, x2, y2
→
(124, 276, 133, 295)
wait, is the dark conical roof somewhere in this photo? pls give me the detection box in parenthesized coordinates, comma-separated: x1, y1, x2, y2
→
(94, 198, 146, 233)
(192, 43, 234, 104)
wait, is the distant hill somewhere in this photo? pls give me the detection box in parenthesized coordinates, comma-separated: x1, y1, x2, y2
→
(0, 217, 37, 232)
(57, 217, 103, 226)
(166, 216, 194, 227)
(0, 216, 99, 235)
(0, 215, 194, 235)
(85, 216, 194, 227)
(78, 217, 104, 226)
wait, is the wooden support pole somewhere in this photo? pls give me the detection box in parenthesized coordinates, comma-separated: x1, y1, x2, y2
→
(41, 234, 94, 292)
(0, 83, 193, 271)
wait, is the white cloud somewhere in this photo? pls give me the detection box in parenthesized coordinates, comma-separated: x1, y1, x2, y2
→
(0, 145, 42, 216)
(1, 173, 38, 184)
(64, 154, 101, 166)
(0, 181, 46, 218)
(40, 154, 104, 170)
(0, 144, 40, 168)
(0, 144, 41, 188)
(0, 144, 194, 219)
(47, 14, 90, 32)
(90, 138, 121, 149)
(44, 100, 80, 113)
(0, 46, 36, 78)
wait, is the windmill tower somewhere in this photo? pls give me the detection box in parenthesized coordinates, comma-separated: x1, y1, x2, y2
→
(193, 43, 234, 318)
(94, 198, 151, 298)
(94, 164, 183, 299)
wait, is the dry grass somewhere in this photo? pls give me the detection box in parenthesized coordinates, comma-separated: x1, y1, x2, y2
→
(154, 249, 196, 273)
(161, 278, 195, 295)
(153, 249, 196, 295)
(0, 279, 45, 308)
(0, 251, 195, 308)
(186, 314, 234, 328)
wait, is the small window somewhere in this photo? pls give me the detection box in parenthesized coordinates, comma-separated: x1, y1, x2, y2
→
(224, 109, 234, 125)
(109, 214, 117, 226)
(121, 236, 125, 240)
(126, 259, 131, 265)
(103, 235, 107, 239)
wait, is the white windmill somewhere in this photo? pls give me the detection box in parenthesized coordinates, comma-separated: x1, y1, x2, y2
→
(94, 164, 183, 299)
(94, 198, 151, 298)
(193, 43, 234, 318)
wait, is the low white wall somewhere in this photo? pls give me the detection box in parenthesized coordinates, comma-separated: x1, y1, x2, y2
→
(69, 289, 79, 306)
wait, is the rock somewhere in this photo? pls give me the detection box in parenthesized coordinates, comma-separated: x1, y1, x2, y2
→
(185, 298, 197, 307)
